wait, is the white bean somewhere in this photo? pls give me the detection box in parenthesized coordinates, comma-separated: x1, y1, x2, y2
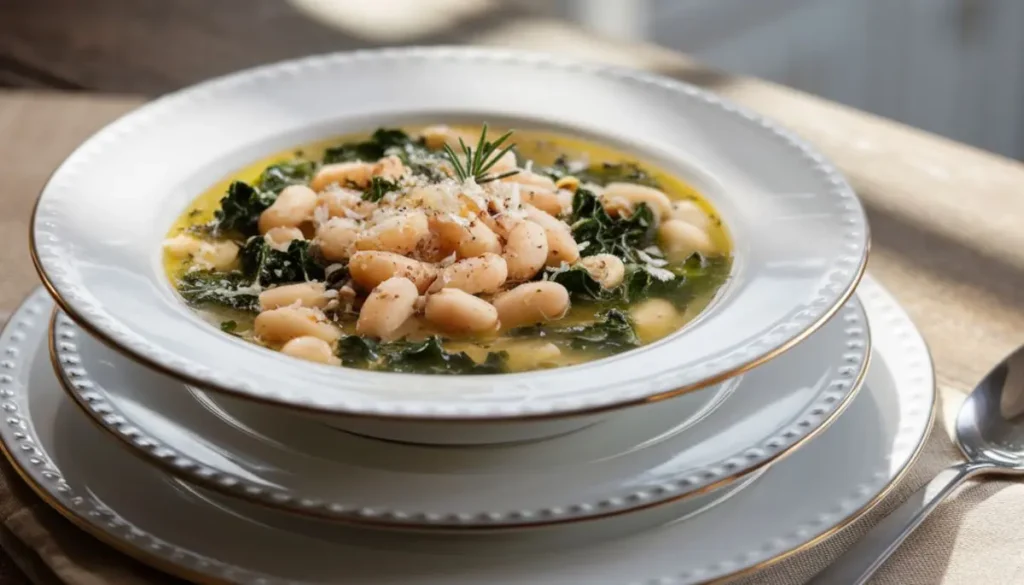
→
(503, 220, 548, 281)
(504, 341, 562, 371)
(630, 298, 679, 342)
(315, 217, 361, 262)
(415, 230, 453, 263)
(670, 200, 711, 229)
(258, 282, 328, 311)
(317, 188, 375, 220)
(580, 254, 626, 289)
(258, 185, 318, 234)
(658, 219, 716, 258)
(493, 281, 570, 330)
(405, 185, 456, 215)
(264, 227, 305, 251)
(432, 216, 502, 258)
(163, 234, 202, 257)
(349, 251, 437, 293)
(203, 241, 240, 271)
(482, 214, 519, 239)
(602, 182, 673, 220)
(356, 277, 419, 340)
(431, 253, 507, 294)
(524, 205, 579, 266)
(424, 289, 499, 335)
(505, 170, 556, 190)
(459, 220, 502, 258)
(163, 235, 238, 271)
(373, 155, 406, 181)
(491, 150, 518, 174)
(355, 211, 430, 255)
(520, 186, 565, 217)
(281, 336, 340, 366)
(310, 162, 374, 191)
(503, 171, 562, 215)
(255, 306, 340, 344)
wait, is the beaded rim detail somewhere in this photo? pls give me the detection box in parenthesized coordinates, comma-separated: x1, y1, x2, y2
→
(50, 300, 866, 528)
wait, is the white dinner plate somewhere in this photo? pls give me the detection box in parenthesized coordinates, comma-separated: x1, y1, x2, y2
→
(31, 47, 868, 422)
(49, 297, 867, 529)
(0, 275, 935, 584)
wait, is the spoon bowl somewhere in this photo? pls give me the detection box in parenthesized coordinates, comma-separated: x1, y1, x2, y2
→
(955, 345, 1024, 471)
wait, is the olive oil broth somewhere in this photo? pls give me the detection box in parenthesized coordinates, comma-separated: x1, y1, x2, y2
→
(164, 125, 732, 374)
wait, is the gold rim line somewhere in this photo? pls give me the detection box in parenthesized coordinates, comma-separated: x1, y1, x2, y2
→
(47, 307, 871, 532)
(704, 349, 939, 585)
(0, 416, 234, 585)
(6, 328, 931, 585)
(28, 184, 870, 424)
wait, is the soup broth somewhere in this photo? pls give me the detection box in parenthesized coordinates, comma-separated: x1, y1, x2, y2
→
(164, 125, 731, 374)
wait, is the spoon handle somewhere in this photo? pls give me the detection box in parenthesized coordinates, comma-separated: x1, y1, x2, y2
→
(806, 461, 992, 585)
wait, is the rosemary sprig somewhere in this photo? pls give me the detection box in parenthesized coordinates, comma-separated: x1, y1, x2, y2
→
(442, 124, 520, 184)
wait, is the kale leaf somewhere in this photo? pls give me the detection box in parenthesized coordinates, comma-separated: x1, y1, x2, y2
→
(177, 271, 260, 312)
(569, 188, 657, 262)
(254, 160, 316, 194)
(548, 263, 655, 304)
(212, 181, 276, 237)
(178, 231, 327, 313)
(241, 237, 325, 287)
(323, 128, 445, 180)
(337, 335, 508, 375)
(510, 309, 640, 353)
(323, 128, 424, 164)
(539, 156, 661, 189)
(337, 335, 380, 365)
(562, 309, 640, 352)
(210, 160, 316, 237)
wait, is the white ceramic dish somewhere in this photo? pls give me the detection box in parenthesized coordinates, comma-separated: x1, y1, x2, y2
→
(31, 47, 868, 428)
(0, 276, 932, 584)
(49, 296, 867, 529)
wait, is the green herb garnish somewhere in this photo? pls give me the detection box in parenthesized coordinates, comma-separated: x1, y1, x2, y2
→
(220, 320, 238, 333)
(362, 176, 399, 202)
(442, 124, 519, 184)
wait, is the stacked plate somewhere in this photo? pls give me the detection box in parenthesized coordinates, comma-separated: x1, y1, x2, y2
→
(6, 48, 935, 584)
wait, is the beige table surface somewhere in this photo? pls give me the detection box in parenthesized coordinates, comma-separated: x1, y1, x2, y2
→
(2, 30, 1024, 585)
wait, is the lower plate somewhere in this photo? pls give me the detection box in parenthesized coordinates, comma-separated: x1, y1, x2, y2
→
(48, 298, 866, 529)
(0, 275, 935, 584)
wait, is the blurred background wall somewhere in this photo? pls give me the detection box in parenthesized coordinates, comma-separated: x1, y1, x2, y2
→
(2, 0, 1021, 159)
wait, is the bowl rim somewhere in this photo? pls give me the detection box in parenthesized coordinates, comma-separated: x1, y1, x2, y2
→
(30, 46, 869, 421)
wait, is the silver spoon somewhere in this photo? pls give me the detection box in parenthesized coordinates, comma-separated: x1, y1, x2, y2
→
(808, 345, 1024, 585)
